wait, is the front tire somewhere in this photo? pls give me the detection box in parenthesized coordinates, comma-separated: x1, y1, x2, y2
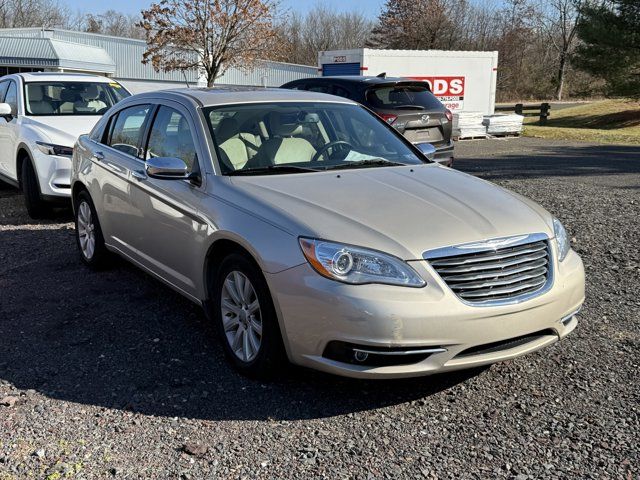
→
(74, 191, 108, 269)
(213, 253, 286, 379)
(21, 158, 50, 219)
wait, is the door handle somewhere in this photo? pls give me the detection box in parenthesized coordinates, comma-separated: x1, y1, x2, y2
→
(131, 169, 147, 181)
(93, 151, 105, 161)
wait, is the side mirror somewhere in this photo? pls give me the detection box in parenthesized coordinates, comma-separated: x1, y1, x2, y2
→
(0, 103, 13, 119)
(146, 156, 189, 179)
(415, 142, 436, 162)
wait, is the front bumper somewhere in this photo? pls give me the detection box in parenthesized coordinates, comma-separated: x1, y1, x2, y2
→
(31, 148, 72, 199)
(265, 249, 585, 379)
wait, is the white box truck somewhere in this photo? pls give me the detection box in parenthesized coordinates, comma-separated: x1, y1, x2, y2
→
(318, 48, 498, 114)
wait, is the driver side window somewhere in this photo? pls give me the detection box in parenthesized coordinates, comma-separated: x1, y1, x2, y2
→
(107, 105, 151, 158)
(145, 106, 197, 172)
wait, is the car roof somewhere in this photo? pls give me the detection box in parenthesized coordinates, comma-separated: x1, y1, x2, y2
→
(288, 76, 425, 86)
(130, 87, 358, 108)
(17, 72, 118, 83)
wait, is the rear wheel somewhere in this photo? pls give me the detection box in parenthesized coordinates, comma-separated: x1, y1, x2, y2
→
(74, 191, 108, 269)
(21, 158, 50, 219)
(213, 253, 286, 379)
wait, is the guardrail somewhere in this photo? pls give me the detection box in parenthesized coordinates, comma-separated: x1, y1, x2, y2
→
(495, 103, 551, 125)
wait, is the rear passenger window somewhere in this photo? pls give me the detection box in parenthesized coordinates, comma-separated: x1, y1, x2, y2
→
(146, 106, 197, 171)
(108, 105, 151, 158)
(333, 86, 351, 99)
(306, 84, 331, 94)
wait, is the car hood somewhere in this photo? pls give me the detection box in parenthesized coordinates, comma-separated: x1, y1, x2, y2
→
(227, 164, 555, 260)
(24, 116, 101, 147)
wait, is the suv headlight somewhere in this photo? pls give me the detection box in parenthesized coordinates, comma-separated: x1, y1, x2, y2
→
(299, 238, 426, 287)
(36, 141, 73, 157)
(553, 217, 570, 261)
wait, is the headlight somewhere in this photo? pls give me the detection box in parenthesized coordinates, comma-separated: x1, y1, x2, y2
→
(36, 141, 73, 157)
(553, 217, 570, 262)
(299, 238, 426, 287)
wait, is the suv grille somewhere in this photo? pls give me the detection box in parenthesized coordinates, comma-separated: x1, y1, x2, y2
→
(426, 236, 552, 304)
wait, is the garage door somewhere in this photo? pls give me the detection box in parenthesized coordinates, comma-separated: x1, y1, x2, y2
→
(322, 63, 361, 76)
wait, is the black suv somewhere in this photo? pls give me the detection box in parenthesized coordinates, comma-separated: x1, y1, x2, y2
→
(281, 76, 454, 166)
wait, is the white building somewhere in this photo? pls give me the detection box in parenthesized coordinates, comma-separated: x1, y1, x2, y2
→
(0, 28, 317, 93)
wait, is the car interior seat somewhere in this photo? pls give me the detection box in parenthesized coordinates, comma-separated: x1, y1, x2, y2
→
(257, 111, 317, 165)
(74, 84, 107, 113)
(58, 89, 77, 114)
(217, 117, 251, 170)
(27, 86, 54, 115)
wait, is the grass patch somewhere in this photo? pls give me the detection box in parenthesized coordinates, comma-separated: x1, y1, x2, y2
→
(522, 99, 640, 145)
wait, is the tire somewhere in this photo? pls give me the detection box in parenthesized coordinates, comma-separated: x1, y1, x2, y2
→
(21, 157, 51, 219)
(74, 190, 109, 269)
(213, 253, 287, 379)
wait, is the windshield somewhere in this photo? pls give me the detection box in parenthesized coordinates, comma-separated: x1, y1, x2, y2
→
(366, 85, 443, 110)
(24, 81, 130, 116)
(203, 102, 426, 175)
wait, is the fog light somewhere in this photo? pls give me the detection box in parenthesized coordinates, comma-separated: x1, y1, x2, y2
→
(354, 350, 369, 362)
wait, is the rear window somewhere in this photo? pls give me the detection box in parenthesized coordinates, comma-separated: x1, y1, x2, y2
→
(366, 85, 444, 110)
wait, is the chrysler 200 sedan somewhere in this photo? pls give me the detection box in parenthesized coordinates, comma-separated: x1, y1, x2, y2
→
(71, 88, 585, 379)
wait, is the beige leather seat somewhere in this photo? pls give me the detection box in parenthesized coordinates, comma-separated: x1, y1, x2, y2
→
(27, 86, 54, 115)
(217, 118, 249, 170)
(261, 112, 316, 164)
(74, 84, 107, 113)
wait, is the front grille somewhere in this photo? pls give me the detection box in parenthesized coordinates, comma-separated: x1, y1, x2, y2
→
(427, 236, 552, 304)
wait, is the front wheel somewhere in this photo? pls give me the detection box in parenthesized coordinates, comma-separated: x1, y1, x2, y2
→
(21, 157, 51, 219)
(213, 253, 286, 379)
(74, 191, 108, 269)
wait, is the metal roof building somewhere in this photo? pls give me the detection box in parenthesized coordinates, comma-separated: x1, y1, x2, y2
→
(0, 28, 316, 93)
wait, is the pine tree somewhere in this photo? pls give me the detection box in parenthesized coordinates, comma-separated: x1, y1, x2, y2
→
(574, 0, 640, 97)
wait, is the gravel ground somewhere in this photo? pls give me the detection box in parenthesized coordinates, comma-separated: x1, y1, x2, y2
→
(1, 137, 638, 479)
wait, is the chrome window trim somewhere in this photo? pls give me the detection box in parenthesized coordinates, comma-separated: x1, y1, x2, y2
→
(423, 233, 554, 307)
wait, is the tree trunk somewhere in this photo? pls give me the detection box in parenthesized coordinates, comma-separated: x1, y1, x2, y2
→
(555, 52, 567, 101)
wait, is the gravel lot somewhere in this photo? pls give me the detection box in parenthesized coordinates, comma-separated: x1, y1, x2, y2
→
(1, 137, 638, 479)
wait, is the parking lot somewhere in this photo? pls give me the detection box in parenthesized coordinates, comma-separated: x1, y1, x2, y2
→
(0, 137, 638, 479)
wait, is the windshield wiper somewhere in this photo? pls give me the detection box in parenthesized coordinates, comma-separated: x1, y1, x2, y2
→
(322, 159, 406, 171)
(226, 164, 320, 176)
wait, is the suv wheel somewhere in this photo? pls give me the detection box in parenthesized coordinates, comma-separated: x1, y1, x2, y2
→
(213, 253, 286, 379)
(21, 158, 50, 219)
(75, 191, 108, 268)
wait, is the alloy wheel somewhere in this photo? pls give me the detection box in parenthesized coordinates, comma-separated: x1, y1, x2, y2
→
(77, 201, 96, 260)
(221, 271, 263, 362)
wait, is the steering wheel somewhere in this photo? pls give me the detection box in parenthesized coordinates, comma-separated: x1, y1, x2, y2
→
(312, 140, 353, 162)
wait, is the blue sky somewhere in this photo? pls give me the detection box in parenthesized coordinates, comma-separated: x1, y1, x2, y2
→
(71, 0, 386, 18)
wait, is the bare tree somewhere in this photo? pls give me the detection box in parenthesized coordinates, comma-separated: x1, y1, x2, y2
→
(139, 0, 282, 87)
(81, 10, 145, 39)
(0, 0, 69, 28)
(278, 4, 374, 65)
(536, 0, 585, 100)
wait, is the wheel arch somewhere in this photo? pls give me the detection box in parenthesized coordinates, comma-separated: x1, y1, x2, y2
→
(15, 143, 33, 188)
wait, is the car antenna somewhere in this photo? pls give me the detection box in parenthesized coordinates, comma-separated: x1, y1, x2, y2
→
(377, 72, 386, 78)
(182, 71, 191, 88)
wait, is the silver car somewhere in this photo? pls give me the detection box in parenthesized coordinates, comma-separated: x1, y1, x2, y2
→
(71, 88, 585, 379)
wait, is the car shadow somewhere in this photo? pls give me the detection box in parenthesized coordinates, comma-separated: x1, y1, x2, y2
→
(0, 225, 484, 421)
(455, 143, 640, 180)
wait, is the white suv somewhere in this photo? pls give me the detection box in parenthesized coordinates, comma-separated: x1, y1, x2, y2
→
(0, 73, 130, 217)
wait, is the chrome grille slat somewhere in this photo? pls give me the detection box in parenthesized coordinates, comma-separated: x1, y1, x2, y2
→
(434, 250, 548, 274)
(449, 267, 548, 291)
(440, 258, 548, 282)
(459, 276, 547, 299)
(426, 235, 552, 305)
(430, 242, 547, 267)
